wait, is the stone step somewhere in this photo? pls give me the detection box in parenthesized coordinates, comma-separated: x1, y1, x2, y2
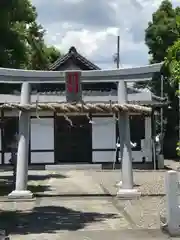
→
(45, 164, 102, 171)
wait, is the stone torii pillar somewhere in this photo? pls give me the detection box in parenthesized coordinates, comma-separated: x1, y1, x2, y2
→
(117, 80, 140, 198)
(8, 82, 33, 199)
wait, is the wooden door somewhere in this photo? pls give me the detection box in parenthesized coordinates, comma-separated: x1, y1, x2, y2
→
(55, 115, 92, 163)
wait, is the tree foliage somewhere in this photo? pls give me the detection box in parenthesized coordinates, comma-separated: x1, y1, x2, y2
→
(165, 39, 180, 85)
(135, 1, 180, 92)
(136, 0, 180, 157)
(165, 39, 180, 156)
(0, 0, 61, 70)
(145, 0, 180, 63)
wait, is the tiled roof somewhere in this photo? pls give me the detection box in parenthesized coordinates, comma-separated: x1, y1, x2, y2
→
(0, 89, 169, 107)
(12, 86, 145, 96)
(49, 46, 100, 71)
(0, 94, 169, 107)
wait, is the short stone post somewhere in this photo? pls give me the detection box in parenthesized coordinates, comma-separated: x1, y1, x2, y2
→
(8, 82, 33, 199)
(165, 170, 180, 236)
(116, 80, 140, 198)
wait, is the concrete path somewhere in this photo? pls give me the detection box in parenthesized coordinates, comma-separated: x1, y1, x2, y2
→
(59, 230, 172, 240)
(0, 169, 174, 239)
(9, 229, 172, 240)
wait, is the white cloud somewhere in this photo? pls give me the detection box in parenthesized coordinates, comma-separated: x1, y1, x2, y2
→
(55, 28, 118, 56)
(32, 0, 179, 68)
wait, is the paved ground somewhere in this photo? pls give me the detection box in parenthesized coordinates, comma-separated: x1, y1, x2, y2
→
(6, 229, 171, 240)
(0, 159, 179, 239)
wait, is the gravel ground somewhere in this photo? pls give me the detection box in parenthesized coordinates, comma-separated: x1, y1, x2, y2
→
(86, 170, 167, 228)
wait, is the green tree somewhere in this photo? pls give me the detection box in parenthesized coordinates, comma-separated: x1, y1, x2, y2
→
(136, 0, 180, 157)
(27, 22, 61, 70)
(165, 39, 180, 156)
(0, 0, 61, 70)
(0, 0, 62, 95)
(45, 46, 61, 66)
(0, 0, 36, 68)
(166, 39, 180, 85)
(145, 1, 179, 63)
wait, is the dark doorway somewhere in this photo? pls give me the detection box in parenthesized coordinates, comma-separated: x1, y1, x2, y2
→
(3, 117, 18, 152)
(55, 115, 92, 163)
(130, 115, 145, 151)
(2, 117, 19, 164)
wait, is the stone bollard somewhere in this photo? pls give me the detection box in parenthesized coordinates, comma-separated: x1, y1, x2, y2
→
(165, 170, 180, 236)
(157, 154, 164, 169)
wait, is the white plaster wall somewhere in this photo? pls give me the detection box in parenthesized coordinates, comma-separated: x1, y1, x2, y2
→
(93, 151, 116, 163)
(92, 116, 151, 163)
(4, 152, 11, 164)
(31, 152, 54, 164)
(128, 91, 152, 102)
(131, 151, 144, 162)
(92, 117, 116, 149)
(92, 117, 116, 162)
(117, 151, 145, 163)
(30, 118, 54, 163)
(4, 110, 53, 117)
(31, 111, 54, 117)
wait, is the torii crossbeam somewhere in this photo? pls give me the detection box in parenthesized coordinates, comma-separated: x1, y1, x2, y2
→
(0, 62, 162, 83)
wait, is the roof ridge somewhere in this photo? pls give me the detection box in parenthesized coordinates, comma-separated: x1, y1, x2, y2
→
(49, 52, 69, 70)
(49, 46, 100, 71)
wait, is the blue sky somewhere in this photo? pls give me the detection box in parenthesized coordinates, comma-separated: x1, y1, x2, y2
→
(32, 0, 179, 69)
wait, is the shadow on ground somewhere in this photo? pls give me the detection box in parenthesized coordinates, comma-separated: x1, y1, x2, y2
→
(0, 173, 67, 181)
(0, 173, 67, 196)
(163, 166, 173, 170)
(0, 206, 119, 235)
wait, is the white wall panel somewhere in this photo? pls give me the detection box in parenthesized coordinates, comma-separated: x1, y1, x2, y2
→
(31, 118, 54, 150)
(132, 151, 144, 162)
(31, 152, 54, 163)
(92, 151, 144, 163)
(31, 111, 53, 117)
(92, 151, 115, 163)
(4, 152, 11, 164)
(5, 111, 54, 117)
(4, 110, 18, 117)
(92, 117, 116, 149)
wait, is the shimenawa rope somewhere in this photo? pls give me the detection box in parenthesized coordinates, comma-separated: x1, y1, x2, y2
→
(0, 102, 151, 114)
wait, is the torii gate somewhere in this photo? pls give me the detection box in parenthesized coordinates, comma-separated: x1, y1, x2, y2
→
(0, 63, 163, 199)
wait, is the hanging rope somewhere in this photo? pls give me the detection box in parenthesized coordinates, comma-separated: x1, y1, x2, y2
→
(0, 102, 151, 114)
